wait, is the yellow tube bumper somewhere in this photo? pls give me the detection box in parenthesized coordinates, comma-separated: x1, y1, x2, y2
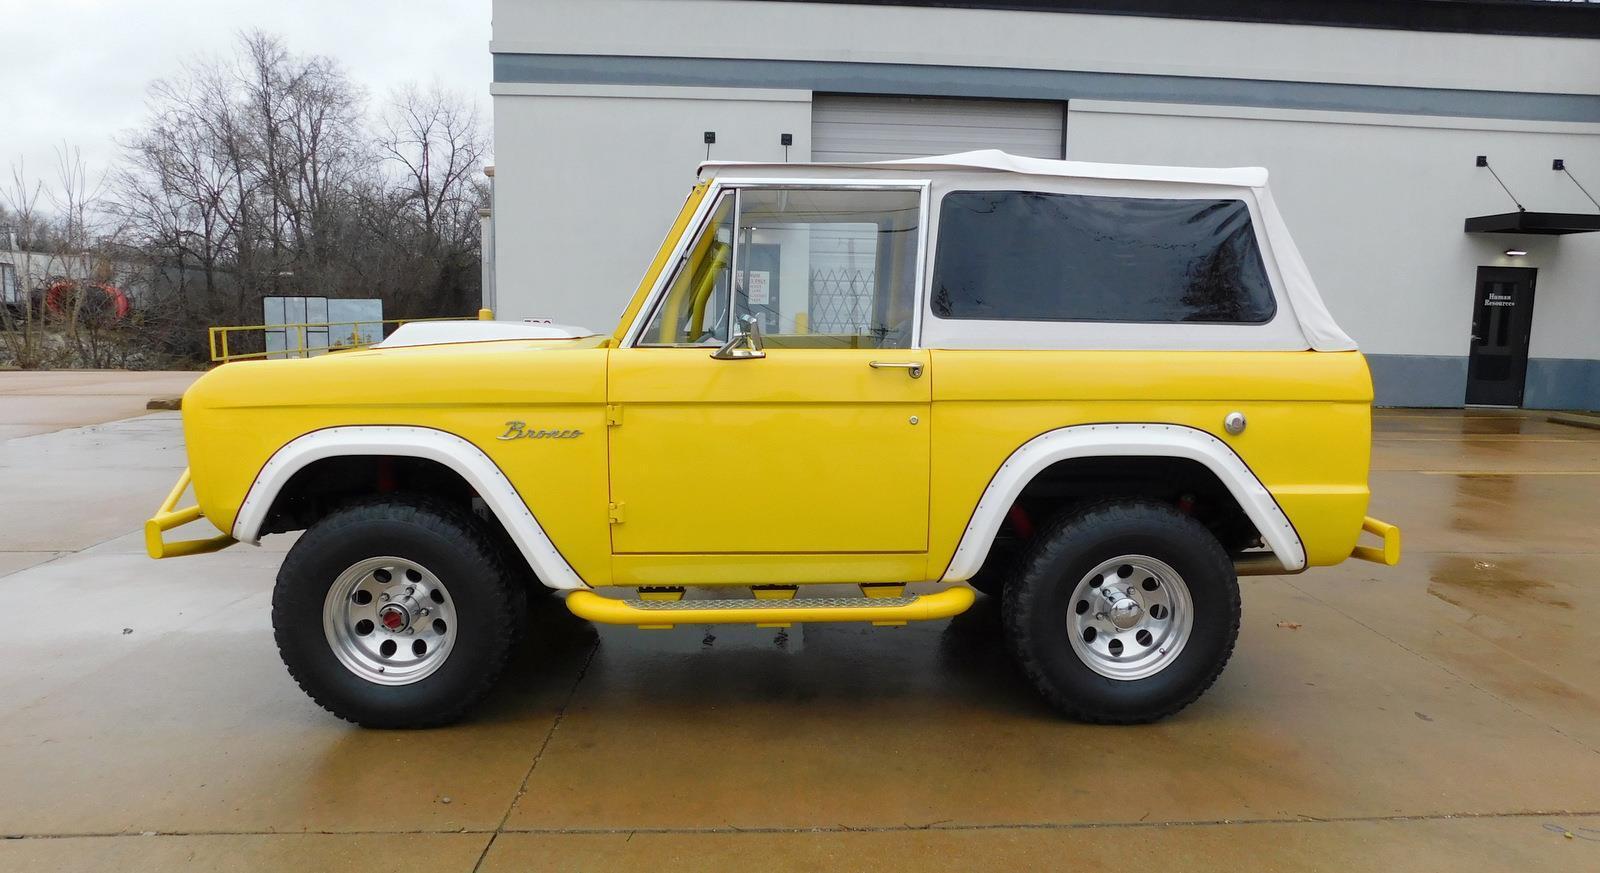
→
(145, 468, 237, 559)
(1350, 516, 1401, 566)
(565, 586, 976, 627)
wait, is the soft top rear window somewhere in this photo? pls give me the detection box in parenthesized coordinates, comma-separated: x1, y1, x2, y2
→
(931, 191, 1277, 324)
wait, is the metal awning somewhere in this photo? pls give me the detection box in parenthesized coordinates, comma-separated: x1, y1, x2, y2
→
(1464, 211, 1600, 235)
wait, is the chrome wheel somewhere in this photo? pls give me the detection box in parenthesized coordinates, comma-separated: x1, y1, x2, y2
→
(323, 557, 457, 686)
(1067, 555, 1194, 681)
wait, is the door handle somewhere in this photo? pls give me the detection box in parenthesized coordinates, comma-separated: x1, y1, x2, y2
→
(869, 361, 923, 379)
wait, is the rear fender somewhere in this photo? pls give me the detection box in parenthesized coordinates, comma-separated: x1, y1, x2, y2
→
(941, 423, 1306, 581)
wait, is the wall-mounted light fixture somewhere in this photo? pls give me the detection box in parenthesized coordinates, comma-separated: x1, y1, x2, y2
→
(1504, 248, 1528, 257)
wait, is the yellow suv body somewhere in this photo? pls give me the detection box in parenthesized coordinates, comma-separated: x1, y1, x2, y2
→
(150, 151, 1398, 727)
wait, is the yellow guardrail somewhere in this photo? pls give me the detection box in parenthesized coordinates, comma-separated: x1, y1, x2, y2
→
(145, 468, 237, 559)
(207, 309, 494, 363)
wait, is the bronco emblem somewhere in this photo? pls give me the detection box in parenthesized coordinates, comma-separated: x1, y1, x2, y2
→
(498, 421, 584, 441)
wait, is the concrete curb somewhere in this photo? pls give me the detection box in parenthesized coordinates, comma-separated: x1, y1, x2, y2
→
(146, 396, 183, 411)
(1549, 412, 1600, 431)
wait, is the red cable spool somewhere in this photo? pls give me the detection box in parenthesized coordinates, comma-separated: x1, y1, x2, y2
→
(43, 280, 131, 321)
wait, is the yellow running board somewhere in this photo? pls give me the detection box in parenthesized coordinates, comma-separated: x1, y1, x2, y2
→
(564, 586, 976, 629)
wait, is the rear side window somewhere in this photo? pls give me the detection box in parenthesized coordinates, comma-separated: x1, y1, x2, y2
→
(931, 191, 1277, 324)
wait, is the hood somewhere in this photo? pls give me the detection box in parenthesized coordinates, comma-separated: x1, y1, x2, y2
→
(375, 320, 597, 350)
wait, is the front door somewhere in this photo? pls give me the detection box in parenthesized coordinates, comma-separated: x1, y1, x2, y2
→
(1466, 266, 1537, 407)
(608, 348, 931, 554)
(609, 183, 929, 561)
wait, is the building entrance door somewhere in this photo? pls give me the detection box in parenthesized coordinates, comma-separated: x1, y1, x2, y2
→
(1466, 266, 1537, 407)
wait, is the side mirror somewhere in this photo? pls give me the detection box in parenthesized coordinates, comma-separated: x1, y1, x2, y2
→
(710, 315, 765, 360)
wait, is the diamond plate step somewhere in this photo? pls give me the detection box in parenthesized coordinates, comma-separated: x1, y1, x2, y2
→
(631, 595, 919, 611)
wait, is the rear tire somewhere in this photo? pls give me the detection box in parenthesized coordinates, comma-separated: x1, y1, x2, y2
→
(272, 496, 523, 728)
(1002, 500, 1240, 723)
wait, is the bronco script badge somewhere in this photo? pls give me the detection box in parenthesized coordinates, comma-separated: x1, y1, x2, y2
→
(498, 421, 584, 440)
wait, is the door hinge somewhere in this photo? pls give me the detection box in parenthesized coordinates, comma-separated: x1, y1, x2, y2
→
(606, 405, 623, 427)
(608, 502, 626, 524)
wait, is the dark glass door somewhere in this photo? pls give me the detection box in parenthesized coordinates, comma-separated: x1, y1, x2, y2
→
(1465, 266, 1537, 407)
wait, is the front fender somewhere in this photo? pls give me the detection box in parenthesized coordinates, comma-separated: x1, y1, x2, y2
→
(232, 426, 587, 590)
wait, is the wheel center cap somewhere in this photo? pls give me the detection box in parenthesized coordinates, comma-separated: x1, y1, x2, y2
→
(1109, 598, 1144, 630)
(378, 604, 410, 632)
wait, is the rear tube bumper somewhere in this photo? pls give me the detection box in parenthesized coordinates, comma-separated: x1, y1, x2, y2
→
(1350, 516, 1402, 566)
(145, 468, 237, 559)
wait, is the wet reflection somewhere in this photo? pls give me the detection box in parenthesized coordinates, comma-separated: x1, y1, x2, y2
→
(1372, 410, 1537, 437)
(1447, 473, 1520, 534)
(1427, 555, 1572, 614)
(492, 588, 1043, 717)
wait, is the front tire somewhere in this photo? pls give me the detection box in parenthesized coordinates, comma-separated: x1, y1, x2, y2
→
(272, 497, 523, 728)
(1002, 500, 1240, 723)
(966, 541, 1019, 598)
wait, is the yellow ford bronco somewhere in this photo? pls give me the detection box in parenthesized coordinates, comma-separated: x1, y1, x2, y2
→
(149, 151, 1400, 728)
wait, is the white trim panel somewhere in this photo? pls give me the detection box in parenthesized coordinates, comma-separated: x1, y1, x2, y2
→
(941, 423, 1306, 582)
(1070, 99, 1600, 136)
(232, 426, 587, 590)
(490, 82, 813, 102)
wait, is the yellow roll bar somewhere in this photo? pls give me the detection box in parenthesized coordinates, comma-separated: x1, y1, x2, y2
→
(685, 241, 731, 340)
(145, 468, 237, 559)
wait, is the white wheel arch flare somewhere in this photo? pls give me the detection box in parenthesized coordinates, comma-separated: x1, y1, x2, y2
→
(940, 423, 1306, 583)
(231, 426, 587, 590)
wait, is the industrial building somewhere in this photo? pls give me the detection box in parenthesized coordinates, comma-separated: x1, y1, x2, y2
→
(488, 0, 1600, 408)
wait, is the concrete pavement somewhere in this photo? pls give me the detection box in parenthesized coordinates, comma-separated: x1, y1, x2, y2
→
(0, 370, 200, 441)
(1, 386, 1598, 871)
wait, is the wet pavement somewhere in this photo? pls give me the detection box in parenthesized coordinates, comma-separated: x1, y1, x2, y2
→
(1, 392, 1598, 871)
(0, 370, 199, 441)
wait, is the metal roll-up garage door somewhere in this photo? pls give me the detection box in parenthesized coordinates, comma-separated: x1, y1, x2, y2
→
(811, 95, 1065, 162)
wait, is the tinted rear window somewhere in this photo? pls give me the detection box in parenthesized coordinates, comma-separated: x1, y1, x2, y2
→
(931, 191, 1277, 324)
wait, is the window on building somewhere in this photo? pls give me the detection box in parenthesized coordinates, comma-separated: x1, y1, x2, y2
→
(930, 191, 1277, 324)
(732, 187, 921, 349)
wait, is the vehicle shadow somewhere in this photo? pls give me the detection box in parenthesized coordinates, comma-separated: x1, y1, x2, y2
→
(465, 587, 1049, 721)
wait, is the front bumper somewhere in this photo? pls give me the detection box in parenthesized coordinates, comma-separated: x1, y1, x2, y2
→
(145, 468, 237, 559)
(1350, 516, 1401, 565)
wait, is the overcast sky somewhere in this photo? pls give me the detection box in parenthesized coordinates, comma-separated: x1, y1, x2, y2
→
(0, 0, 491, 190)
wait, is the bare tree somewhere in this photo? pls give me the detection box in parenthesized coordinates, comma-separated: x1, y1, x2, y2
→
(1, 149, 130, 368)
(0, 163, 50, 368)
(2, 30, 493, 368)
(372, 83, 490, 316)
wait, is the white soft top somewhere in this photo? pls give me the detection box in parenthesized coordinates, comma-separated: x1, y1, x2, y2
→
(702, 150, 1356, 352)
(710, 149, 1269, 188)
